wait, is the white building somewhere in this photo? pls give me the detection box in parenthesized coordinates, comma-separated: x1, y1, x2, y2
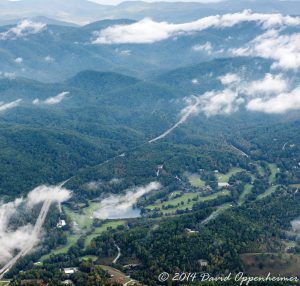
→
(57, 219, 67, 228)
(63, 268, 78, 275)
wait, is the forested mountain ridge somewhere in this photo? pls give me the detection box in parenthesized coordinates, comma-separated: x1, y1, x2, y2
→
(1, 5, 300, 285)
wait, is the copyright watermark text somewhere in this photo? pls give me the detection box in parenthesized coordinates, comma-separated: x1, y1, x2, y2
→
(158, 272, 299, 285)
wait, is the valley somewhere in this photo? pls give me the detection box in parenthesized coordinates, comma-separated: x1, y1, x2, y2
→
(0, 3, 300, 285)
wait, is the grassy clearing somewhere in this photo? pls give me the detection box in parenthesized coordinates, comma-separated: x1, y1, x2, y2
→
(80, 255, 98, 261)
(268, 163, 278, 184)
(146, 191, 230, 213)
(256, 164, 265, 177)
(40, 234, 80, 261)
(188, 174, 205, 188)
(290, 184, 300, 188)
(85, 220, 125, 247)
(64, 201, 100, 229)
(241, 253, 300, 276)
(257, 185, 278, 200)
(100, 265, 132, 284)
(216, 167, 244, 184)
(0, 281, 10, 286)
(41, 202, 122, 260)
(238, 184, 252, 206)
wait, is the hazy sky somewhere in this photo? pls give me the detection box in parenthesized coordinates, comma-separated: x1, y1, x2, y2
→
(89, 0, 222, 5)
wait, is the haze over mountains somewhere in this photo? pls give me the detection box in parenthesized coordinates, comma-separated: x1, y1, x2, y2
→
(0, 0, 300, 25)
(1, 0, 300, 283)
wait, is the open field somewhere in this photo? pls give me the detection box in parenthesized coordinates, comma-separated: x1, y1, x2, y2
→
(188, 174, 205, 188)
(216, 167, 244, 184)
(40, 234, 80, 261)
(100, 265, 132, 285)
(256, 164, 265, 177)
(85, 220, 125, 247)
(241, 253, 300, 276)
(268, 163, 278, 184)
(257, 185, 278, 200)
(146, 190, 230, 214)
(64, 201, 100, 229)
(238, 184, 252, 206)
(79, 255, 98, 261)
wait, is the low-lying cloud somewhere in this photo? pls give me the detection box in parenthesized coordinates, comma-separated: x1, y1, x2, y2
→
(26, 185, 71, 207)
(33, 91, 69, 105)
(0, 20, 46, 40)
(192, 42, 213, 54)
(92, 10, 300, 44)
(93, 182, 161, 219)
(0, 99, 22, 112)
(14, 57, 23, 64)
(0, 72, 16, 80)
(247, 86, 300, 114)
(181, 72, 300, 117)
(231, 30, 300, 70)
(0, 184, 71, 265)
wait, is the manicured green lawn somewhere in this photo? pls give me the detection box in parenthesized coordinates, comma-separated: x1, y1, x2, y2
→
(238, 184, 252, 206)
(146, 190, 230, 214)
(80, 255, 98, 261)
(40, 234, 80, 261)
(84, 220, 125, 247)
(188, 174, 205, 188)
(256, 164, 265, 177)
(216, 167, 244, 183)
(257, 185, 278, 200)
(268, 163, 278, 184)
(64, 201, 100, 229)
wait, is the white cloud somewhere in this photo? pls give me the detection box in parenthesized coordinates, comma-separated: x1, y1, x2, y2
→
(231, 30, 300, 70)
(241, 73, 288, 95)
(26, 185, 72, 207)
(94, 182, 161, 219)
(33, 91, 69, 106)
(0, 184, 71, 264)
(0, 99, 22, 112)
(44, 55, 54, 62)
(246, 86, 300, 114)
(192, 42, 213, 54)
(85, 180, 103, 191)
(90, 0, 223, 4)
(218, 73, 241, 85)
(182, 72, 298, 116)
(191, 78, 199, 85)
(199, 89, 243, 116)
(0, 224, 37, 264)
(119, 50, 131, 56)
(14, 57, 23, 64)
(0, 72, 17, 80)
(92, 10, 300, 44)
(0, 20, 46, 40)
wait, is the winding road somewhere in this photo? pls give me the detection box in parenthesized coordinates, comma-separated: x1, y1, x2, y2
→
(0, 100, 214, 278)
(113, 242, 121, 264)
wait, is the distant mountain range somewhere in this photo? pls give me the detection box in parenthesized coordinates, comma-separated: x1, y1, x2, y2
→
(0, 0, 300, 25)
(0, 17, 268, 81)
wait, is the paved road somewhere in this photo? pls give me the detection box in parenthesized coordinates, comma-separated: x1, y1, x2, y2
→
(0, 181, 67, 279)
(230, 144, 249, 158)
(113, 242, 121, 264)
(0, 104, 203, 278)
